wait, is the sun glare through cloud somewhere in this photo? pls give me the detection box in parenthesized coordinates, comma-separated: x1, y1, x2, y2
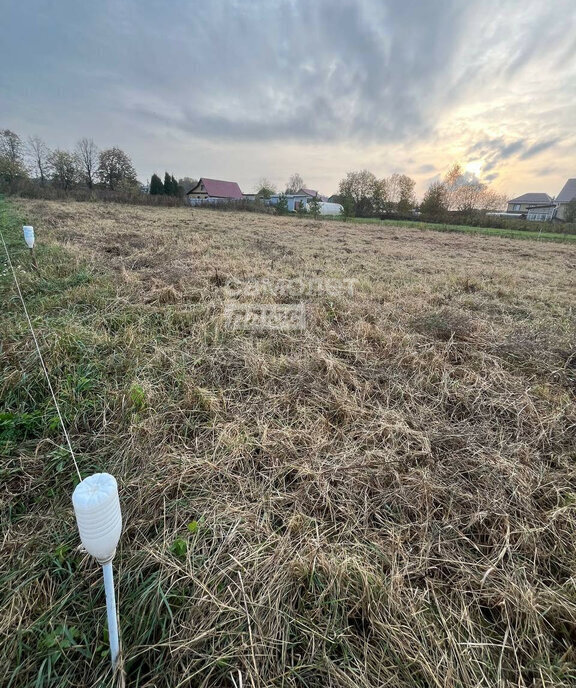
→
(1, 0, 574, 199)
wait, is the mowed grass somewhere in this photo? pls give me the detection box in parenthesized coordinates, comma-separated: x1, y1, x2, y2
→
(327, 215, 576, 243)
(1, 198, 576, 687)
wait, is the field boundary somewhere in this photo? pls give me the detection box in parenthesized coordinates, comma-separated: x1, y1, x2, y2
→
(325, 215, 576, 243)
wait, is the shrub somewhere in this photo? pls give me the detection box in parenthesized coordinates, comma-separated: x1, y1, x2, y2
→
(7, 182, 185, 207)
(275, 193, 289, 215)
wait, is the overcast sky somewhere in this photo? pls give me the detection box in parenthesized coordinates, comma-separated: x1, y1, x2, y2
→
(1, 0, 575, 198)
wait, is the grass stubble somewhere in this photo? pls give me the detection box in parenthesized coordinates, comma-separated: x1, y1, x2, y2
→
(1, 199, 576, 687)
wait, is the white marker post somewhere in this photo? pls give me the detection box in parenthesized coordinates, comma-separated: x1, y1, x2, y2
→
(72, 473, 123, 666)
(22, 225, 39, 272)
(23, 225, 35, 248)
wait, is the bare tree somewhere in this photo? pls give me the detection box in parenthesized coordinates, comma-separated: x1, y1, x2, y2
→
(443, 163, 506, 214)
(386, 173, 402, 207)
(384, 173, 415, 213)
(178, 177, 198, 194)
(27, 135, 50, 185)
(255, 177, 276, 198)
(286, 173, 305, 194)
(443, 163, 467, 211)
(454, 180, 486, 213)
(396, 174, 416, 214)
(76, 138, 98, 189)
(477, 188, 507, 212)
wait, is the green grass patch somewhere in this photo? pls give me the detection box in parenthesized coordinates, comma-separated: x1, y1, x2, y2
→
(327, 214, 576, 242)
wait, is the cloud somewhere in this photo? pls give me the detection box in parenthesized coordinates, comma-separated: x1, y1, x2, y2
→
(117, 0, 472, 145)
(520, 139, 559, 160)
(0, 0, 574, 197)
(468, 137, 526, 161)
(537, 166, 560, 176)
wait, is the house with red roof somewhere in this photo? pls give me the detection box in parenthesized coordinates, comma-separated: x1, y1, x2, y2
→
(186, 178, 244, 205)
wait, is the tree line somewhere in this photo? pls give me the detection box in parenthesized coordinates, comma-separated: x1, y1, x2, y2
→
(150, 172, 181, 196)
(0, 129, 141, 193)
(334, 166, 506, 219)
(0, 128, 203, 201)
(2, 127, 508, 219)
(419, 164, 507, 220)
(255, 168, 507, 221)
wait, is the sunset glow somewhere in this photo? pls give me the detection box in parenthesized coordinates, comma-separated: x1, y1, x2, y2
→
(1, 1, 574, 200)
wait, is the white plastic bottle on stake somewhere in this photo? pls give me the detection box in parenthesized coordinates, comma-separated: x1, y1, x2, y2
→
(22, 225, 39, 272)
(72, 473, 123, 666)
(22, 225, 35, 248)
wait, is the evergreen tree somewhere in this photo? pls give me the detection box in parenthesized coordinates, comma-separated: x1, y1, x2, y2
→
(150, 173, 164, 195)
(171, 174, 179, 196)
(164, 172, 172, 195)
(308, 195, 322, 220)
(276, 193, 289, 215)
(296, 200, 308, 216)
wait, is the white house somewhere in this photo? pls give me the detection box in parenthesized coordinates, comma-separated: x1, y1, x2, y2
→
(265, 193, 310, 212)
(265, 194, 343, 215)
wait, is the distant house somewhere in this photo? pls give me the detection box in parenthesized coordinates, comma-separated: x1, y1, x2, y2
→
(186, 178, 244, 205)
(526, 205, 556, 222)
(506, 179, 576, 222)
(506, 193, 552, 213)
(297, 188, 329, 202)
(267, 193, 314, 212)
(266, 193, 343, 215)
(554, 178, 576, 220)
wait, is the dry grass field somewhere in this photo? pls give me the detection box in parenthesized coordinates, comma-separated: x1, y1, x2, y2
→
(2, 199, 576, 687)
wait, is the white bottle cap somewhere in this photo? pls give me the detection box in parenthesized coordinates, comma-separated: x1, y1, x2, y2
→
(23, 226, 35, 249)
(72, 473, 122, 563)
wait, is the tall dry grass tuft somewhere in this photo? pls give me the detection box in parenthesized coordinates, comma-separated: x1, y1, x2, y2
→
(2, 199, 576, 687)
